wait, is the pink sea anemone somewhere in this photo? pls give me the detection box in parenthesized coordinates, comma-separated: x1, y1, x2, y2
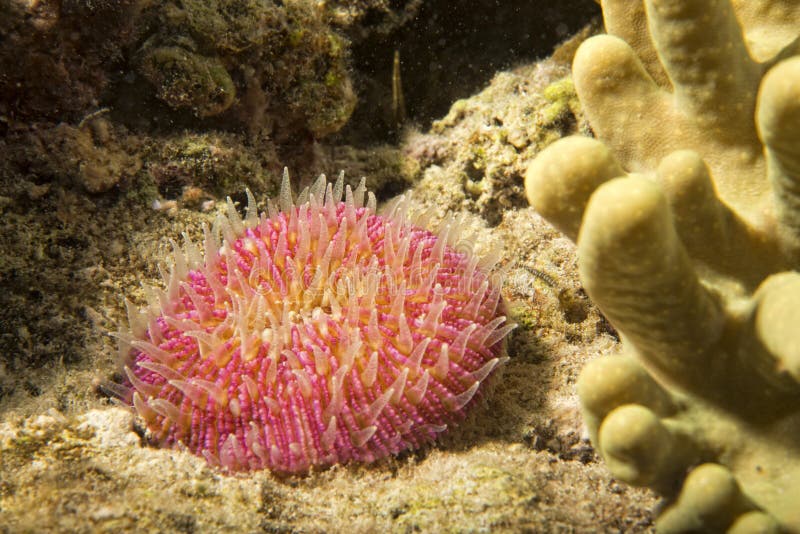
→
(117, 172, 514, 473)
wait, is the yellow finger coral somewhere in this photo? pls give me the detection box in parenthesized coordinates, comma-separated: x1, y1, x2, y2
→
(526, 0, 800, 531)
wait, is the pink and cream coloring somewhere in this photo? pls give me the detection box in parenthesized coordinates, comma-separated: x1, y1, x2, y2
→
(118, 172, 514, 473)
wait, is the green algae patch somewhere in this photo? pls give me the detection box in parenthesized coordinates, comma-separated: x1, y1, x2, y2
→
(168, 0, 272, 54)
(540, 77, 580, 126)
(130, 0, 356, 139)
(137, 44, 236, 118)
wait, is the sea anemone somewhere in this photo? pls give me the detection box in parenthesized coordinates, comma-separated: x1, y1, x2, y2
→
(115, 172, 514, 473)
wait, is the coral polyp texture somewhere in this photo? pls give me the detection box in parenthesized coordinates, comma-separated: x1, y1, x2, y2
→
(527, 0, 800, 532)
(117, 173, 512, 474)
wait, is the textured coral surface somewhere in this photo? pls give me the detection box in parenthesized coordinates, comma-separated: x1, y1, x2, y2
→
(528, 0, 800, 531)
(121, 175, 511, 473)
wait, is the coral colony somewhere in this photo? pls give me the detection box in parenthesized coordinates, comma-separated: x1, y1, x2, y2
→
(117, 173, 513, 473)
(527, 0, 800, 530)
